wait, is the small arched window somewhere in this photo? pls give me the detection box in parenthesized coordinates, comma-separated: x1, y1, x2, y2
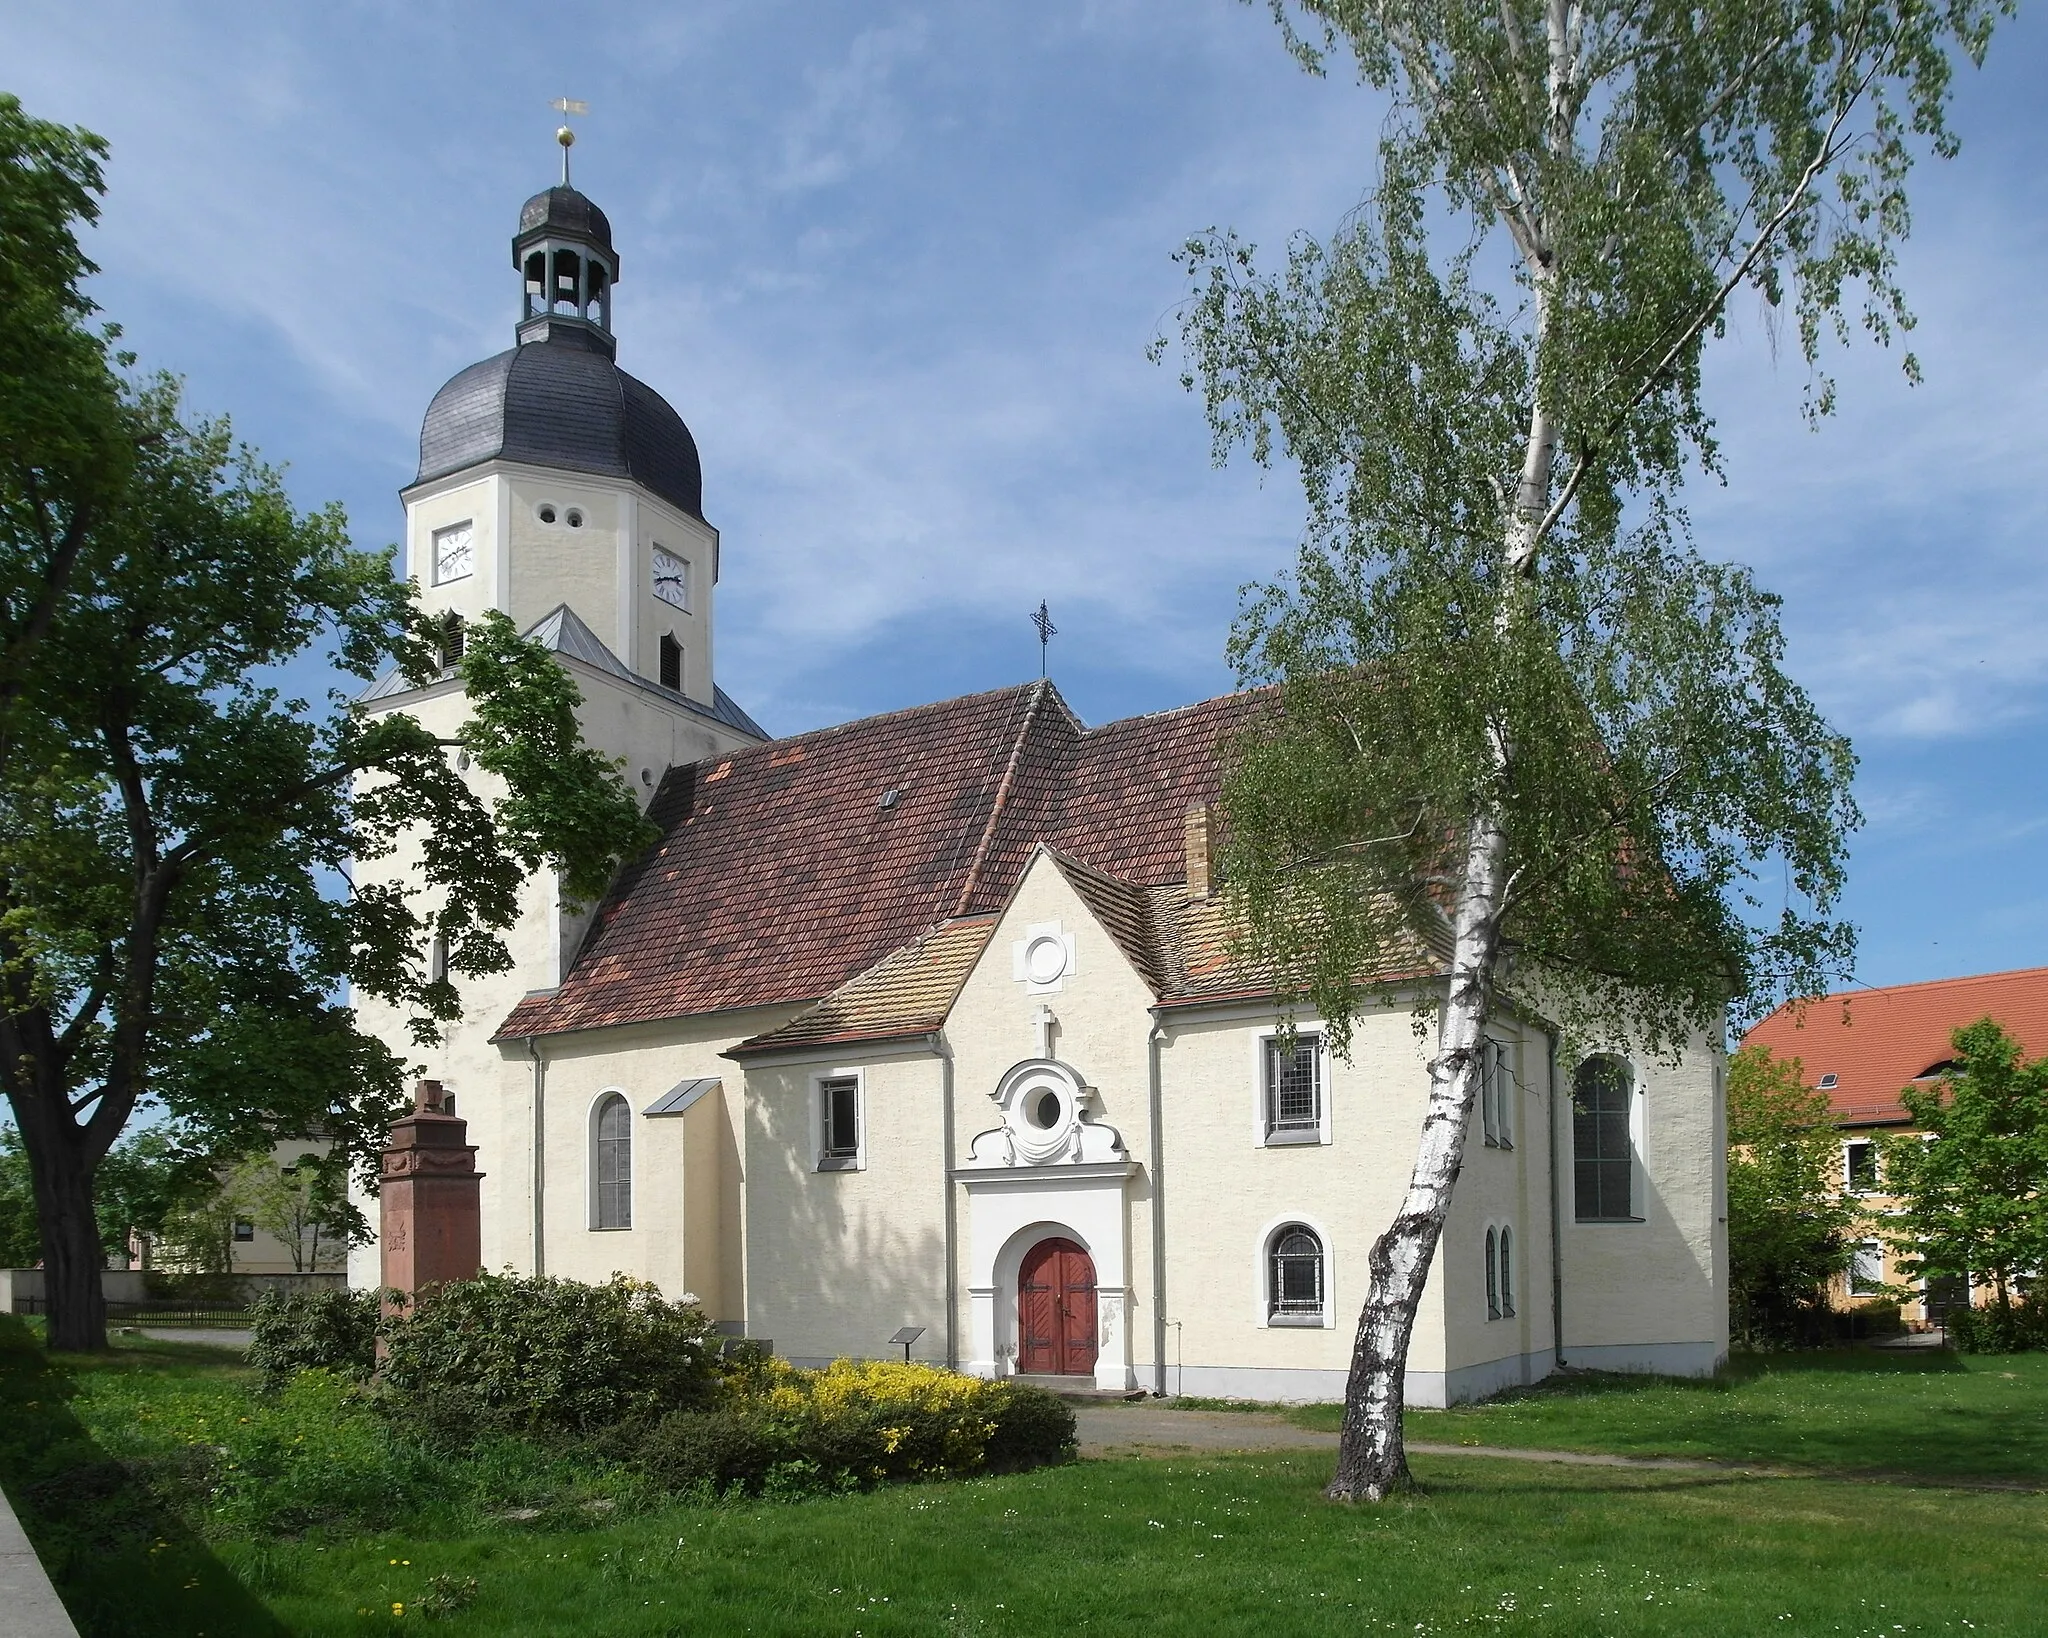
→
(439, 611, 466, 669)
(1485, 1226, 1500, 1319)
(426, 932, 448, 986)
(592, 1093, 632, 1230)
(659, 633, 682, 692)
(1268, 1224, 1325, 1323)
(1572, 1055, 1636, 1222)
(1499, 1226, 1514, 1318)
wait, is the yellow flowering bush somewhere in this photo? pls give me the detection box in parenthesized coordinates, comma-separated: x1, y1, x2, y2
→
(634, 1358, 1074, 1497)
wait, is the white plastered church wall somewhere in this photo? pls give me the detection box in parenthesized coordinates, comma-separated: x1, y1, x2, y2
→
(1432, 1017, 1561, 1405)
(1551, 1021, 1729, 1377)
(1154, 1000, 1433, 1402)
(944, 854, 1159, 1393)
(347, 458, 758, 1295)
(738, 1045, 951, 1366)
(520, 1007, 796, 1323)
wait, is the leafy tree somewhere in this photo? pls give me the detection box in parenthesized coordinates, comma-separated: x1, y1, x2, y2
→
(1725, 1045, 1855, 1345)
(1167, 0, 2003, 1497)
(0, 1127, 39, 1267)
(0, 1121, 211, 1267)
(0, 106, 656, 1352)
(0, 95, 128, 736)
(88, 1124, 214, 1263)
(1886, 1018, 2048, 1341)
(234, 1149, 363, 1274)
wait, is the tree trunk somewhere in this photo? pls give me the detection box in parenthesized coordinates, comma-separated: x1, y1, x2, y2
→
(1328, 255, 1557, 1501)
(1326, 805, 1508, 1500)
(30, 1135, 108, 1352)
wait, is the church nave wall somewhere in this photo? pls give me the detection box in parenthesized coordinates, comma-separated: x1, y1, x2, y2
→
(739, 1047, 951, 1366)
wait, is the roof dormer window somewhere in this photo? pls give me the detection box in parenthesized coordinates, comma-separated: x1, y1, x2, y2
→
(1817, 1073, 1838, 1089)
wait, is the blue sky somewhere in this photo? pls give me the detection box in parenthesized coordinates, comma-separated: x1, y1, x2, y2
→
(5, 1, 2044, 995)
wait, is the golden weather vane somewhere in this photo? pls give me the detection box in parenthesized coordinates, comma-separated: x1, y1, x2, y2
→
(550, 96, 589, 186)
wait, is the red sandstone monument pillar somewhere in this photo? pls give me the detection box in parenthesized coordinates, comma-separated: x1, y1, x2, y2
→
(380, 1079, 484, 1304)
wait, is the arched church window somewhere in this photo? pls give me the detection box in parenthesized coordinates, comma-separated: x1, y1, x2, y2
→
(1499, 1226, 1515, 1318)
(1572, 1055, 1637, 1221)
(1267, 1223, 1325, 1323)
(439, 612, 465, 669)
(1485, 1226, 1500, 1319)
(592, 1093, 632, 1229)
(659, 634, 682, 692)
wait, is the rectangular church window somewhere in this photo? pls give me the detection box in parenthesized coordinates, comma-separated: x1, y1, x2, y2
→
(818, 1074, 861, 1171)
(1263, 1033, 1323, 1143)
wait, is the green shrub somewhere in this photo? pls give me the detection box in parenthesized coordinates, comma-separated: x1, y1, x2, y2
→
(1833, 1300, 1903, 1340)
(639, 1406, 790, 1494)
(1946, 1299, 2048, 1353)
(378, 1272, 717, 1441)
(635, 1360, 1075, 1497)
(247, 1286, 380, 1388)
(983, 1383, 1076, 1471)
(142, 1269, 246, 1305)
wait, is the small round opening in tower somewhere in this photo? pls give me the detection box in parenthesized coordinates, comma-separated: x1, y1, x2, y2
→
(566, 507, 584, 528)
(1029, 1090, 1063, 1130)
(538, 503, 557, 524)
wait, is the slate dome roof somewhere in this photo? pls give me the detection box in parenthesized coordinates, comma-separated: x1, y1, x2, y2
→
(517, 185, 614, 256)
(415, 340, 704, 520)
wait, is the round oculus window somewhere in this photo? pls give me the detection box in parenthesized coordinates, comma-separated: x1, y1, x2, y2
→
(566, 507, 585, 528)
(537, 503, 557, 524)
(1023, 934, 1067, 986)
(1028, 1089, 1063, 1130)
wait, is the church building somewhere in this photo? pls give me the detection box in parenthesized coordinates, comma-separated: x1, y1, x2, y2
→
(347, 174, 1730, 1405)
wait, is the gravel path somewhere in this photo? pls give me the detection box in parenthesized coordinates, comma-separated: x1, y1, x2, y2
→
(125, 1327, 253, 1349)
(1076, 1407, 1772, 1474)
(1073, 1407, 2044, 1491)
(1078, 1407, 1740, 1470)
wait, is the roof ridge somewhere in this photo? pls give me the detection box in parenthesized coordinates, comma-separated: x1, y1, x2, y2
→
(1078, 686, 1264, 738)
(719, 680, 1050, 763)
(1802, 966, 2048, 1006)
(952, 679, 1052, 918)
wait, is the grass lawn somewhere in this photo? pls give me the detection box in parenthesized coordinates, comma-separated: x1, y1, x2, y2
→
(1245, 1349, 2048, 1482)
(5, 1324, 2046, 1636)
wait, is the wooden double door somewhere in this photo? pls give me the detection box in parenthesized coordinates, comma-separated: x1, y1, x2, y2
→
(1018, 1236, 1098, 1376)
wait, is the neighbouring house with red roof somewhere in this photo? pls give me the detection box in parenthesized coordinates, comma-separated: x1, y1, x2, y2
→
(1743, 966, 2048, 1323)
(344, 175, 1730, 1404)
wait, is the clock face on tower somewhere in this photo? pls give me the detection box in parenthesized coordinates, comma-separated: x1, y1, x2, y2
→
(651, 547, 689, 610)
(432, 521, 475, 585)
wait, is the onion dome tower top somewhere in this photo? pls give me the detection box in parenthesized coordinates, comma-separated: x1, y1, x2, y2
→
(412, 134, 704, 520)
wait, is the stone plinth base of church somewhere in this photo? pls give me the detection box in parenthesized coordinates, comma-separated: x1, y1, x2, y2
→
(380, 1080, 484, 1303)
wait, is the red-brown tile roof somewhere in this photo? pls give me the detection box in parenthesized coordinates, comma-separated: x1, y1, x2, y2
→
(727, 917, 997, 1057)
(499, 682, 1265, 1040)
(1743, 966, 2048, 1126)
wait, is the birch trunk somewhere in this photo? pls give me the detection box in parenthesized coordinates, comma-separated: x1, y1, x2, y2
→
(1327, 289, 1557, 1503)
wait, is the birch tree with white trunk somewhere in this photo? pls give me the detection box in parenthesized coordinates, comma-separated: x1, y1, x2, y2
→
(1164, 0, 2008, 1501)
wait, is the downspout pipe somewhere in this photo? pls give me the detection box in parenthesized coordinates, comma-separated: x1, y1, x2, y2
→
(1148, 1017, 1168, 1398)
(1546, 1026, 1564, 1372)
(527, 1035, 547, 1278)
(935, 1030, 959, 1370)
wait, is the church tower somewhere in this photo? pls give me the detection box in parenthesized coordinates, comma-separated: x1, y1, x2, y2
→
(349, 163, 766, 1284)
